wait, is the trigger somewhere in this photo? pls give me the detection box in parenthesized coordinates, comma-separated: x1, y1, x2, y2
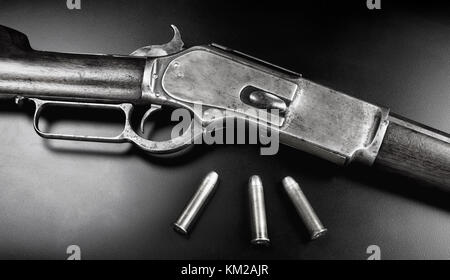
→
(140, 104, 162, 134)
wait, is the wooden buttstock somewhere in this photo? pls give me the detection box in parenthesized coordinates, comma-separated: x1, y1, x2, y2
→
(374, 115, 450, 189)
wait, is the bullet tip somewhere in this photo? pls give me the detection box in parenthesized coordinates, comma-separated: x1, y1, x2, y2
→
(249, 175, 262, 187)
(207, 171, 219, 182)
(282, 176, 297, 189)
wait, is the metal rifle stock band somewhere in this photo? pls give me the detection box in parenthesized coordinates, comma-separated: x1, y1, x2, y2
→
(0, 25, 448, 188)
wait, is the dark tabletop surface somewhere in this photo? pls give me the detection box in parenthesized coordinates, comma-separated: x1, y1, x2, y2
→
(0, 0, 449, 259)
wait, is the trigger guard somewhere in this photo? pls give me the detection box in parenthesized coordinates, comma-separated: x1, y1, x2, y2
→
(25, 97, 200, 154)
(123, 119, 201, 154)
(119, 103, 201, 154)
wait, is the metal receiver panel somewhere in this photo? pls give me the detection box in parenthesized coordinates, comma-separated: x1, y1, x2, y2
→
(157, 46, 389, 165)
(161, 46, 298, 126)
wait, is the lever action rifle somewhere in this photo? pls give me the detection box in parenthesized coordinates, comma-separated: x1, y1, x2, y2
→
(0, 25, 448, 188)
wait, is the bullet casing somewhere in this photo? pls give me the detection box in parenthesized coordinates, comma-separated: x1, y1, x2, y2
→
(249, 175, 270, 246)
(173, 171, 219, 234)
(282, 176, 327, 240)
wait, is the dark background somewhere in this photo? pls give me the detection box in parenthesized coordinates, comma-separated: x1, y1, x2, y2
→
(0, 0, 449, 259)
